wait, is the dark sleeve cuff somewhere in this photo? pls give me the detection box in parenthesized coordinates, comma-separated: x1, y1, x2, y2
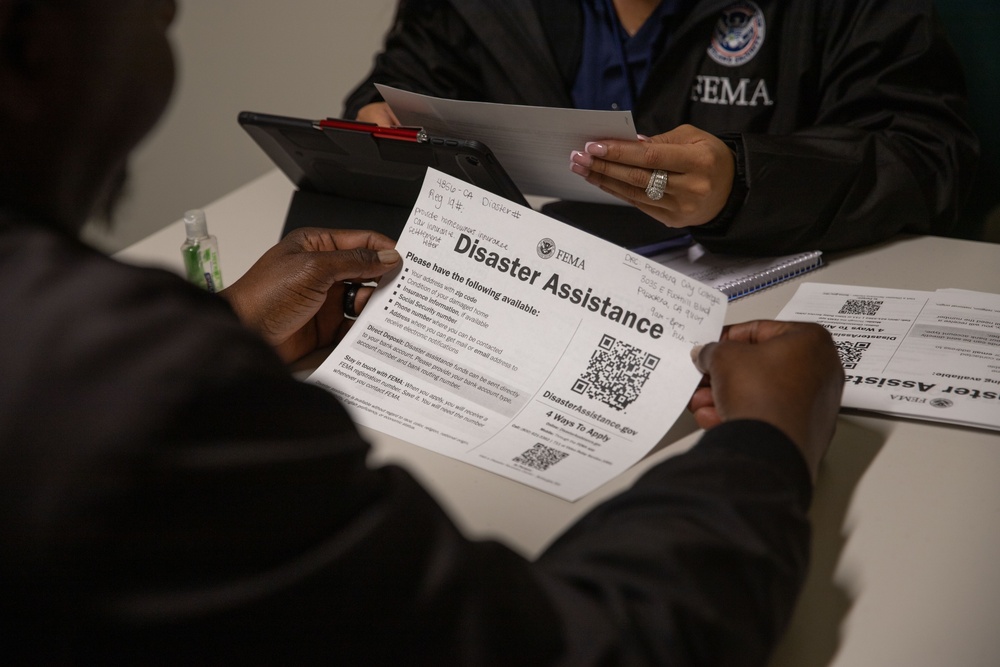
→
(693, 419, 813, 508)
(342, 86, 385, 119)
(692, 133, 749, 237)
(624, 418, 815, 520)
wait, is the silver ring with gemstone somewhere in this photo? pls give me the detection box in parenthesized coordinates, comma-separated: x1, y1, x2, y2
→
(645, 169, 668, 201)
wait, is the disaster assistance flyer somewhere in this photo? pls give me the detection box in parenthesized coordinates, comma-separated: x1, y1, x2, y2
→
(777, 283, 1000, 431)
(308, 168, 727, 500)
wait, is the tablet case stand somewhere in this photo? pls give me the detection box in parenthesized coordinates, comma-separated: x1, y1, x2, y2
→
(282, 188, 410, 239)
(280, 188, 692, 257)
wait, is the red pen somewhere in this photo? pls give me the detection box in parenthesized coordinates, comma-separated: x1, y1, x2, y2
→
(316, 118, 428, 142)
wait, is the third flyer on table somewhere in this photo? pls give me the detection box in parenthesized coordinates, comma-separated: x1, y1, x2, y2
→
(778, 283, 1000, 431)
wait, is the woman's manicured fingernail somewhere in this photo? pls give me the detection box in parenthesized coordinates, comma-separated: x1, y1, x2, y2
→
(570, 162, 590, 177)
(570, 150, 593, 167)
(637, 134, 650, 141)
(585, 141, 607, 157)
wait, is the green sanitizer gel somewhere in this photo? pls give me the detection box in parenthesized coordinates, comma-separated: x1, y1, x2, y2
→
(181, 209, 223, 293)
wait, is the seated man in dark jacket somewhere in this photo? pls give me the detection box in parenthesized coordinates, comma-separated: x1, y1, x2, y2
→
(347, 0, 979, 253)
(1, 1, 843, 664)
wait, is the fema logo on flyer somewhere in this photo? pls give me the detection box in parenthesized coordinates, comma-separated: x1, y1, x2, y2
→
(708, 1, 766, 67)
(537, 238, 556, 259)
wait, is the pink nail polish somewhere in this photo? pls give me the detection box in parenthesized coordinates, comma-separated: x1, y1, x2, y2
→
(570, 162, 590, 177)
(570, 150, 593, 167)
(585, 141, 608, 157)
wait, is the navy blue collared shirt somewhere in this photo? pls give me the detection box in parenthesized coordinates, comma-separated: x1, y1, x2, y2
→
(572, 0, 689, 111)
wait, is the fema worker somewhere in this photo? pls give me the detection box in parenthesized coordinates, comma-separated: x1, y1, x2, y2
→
(347, 0, 978, 254)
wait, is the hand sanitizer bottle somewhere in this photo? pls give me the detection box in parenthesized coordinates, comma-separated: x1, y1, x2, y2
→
(180, 209, 223, 293)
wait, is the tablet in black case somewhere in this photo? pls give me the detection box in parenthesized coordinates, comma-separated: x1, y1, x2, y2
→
(238, 110, 528, 238)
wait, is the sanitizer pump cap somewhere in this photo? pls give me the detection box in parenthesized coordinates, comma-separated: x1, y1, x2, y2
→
(183, 209, 208, 240)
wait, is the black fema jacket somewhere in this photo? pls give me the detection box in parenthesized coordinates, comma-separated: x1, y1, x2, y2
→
(344, 0, 979, 254)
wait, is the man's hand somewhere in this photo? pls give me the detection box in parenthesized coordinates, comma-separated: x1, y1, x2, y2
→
(570, 124, 735, 228)
(688, 321, 844, 481)
(221, 227, 401, 363)
(355, 102, 400, 127)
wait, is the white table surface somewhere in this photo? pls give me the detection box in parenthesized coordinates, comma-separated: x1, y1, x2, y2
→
(118, 169, 1000, 667)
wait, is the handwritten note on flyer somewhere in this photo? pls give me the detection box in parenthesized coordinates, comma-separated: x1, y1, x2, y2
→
(309, 169, 726, 500)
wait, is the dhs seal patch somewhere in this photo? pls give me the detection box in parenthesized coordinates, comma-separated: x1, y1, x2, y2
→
(708, 1, 766, 67)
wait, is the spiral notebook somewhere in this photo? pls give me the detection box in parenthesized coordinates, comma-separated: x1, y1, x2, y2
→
(650, 244, 824, 300)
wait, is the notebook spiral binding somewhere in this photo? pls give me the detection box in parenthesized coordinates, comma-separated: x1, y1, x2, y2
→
(716, 251, 824, 300)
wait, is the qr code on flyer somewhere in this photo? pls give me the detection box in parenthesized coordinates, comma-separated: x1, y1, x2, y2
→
(514, 443, 569, 472)
(835, 340, 871, 369)
(839, 299, 883, 316)
(571, 334, 659, 412)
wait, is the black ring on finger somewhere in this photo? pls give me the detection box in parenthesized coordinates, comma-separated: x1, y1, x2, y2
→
(343, 282, 361, 320)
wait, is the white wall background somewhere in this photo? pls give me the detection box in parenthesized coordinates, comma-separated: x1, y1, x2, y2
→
(84, 0, 397, 252)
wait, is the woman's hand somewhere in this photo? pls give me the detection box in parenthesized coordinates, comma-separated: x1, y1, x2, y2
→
(570, 124, 735, 228)
(355, 102, 400, 127)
